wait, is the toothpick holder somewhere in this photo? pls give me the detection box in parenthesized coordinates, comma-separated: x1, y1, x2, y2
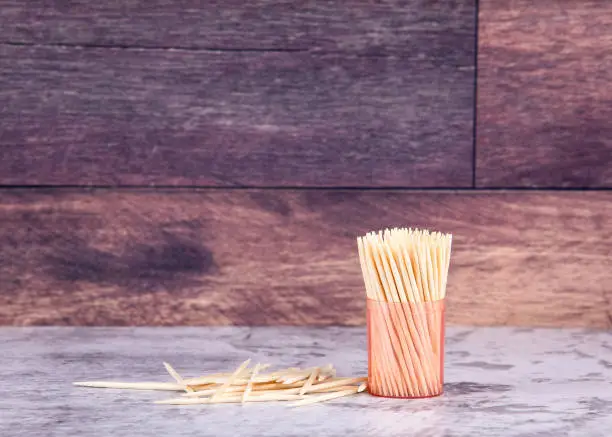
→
(367, 298, 445, 398)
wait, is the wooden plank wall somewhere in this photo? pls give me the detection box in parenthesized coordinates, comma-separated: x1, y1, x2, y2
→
(1, 1, 611, 327)
(0, 1, 474, 187)
(477, 0, 612, 187)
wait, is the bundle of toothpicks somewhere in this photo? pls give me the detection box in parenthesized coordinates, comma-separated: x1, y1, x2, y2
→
(74, 359, 367, 407)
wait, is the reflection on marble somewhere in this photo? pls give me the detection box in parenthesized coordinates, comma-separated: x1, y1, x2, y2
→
(1, 326, 611, 437)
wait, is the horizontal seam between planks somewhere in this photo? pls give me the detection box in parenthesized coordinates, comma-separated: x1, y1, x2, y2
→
(0, 186, 610, 192)
(0, 41, 474, 59)
(0, 41, 308, 53)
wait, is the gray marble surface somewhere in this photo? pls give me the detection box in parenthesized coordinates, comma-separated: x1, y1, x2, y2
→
(1, 326, 611, 437)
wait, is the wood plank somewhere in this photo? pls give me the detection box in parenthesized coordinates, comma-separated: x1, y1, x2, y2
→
(0, 0, 475, 55)
(477, 0, 612, 187)
(0, 189, 610, 328)
(0, 45, 474, 187)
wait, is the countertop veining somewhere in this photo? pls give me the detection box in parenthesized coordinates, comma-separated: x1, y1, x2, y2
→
(1, 326, 611, 436)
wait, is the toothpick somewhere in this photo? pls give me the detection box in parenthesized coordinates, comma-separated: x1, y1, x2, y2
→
(157, 392, 303, 405)
(242, 363, 262, 403)
(299, 368, 319, 395)
(211, 359, 251, 401)
(291, 384, 365, 407)
(163, 362, 193, 392)
(73, 381, 184, 391)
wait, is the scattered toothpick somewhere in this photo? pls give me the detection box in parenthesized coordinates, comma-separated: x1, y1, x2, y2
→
(163, 362, 193, 392)
(74, 359, 367, 407)
(242, 363, 262, 403)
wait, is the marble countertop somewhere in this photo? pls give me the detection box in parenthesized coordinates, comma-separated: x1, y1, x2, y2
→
(1, 326, 611, 437)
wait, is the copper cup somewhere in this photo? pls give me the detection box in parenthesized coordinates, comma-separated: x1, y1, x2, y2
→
(367, 298, 445, 398)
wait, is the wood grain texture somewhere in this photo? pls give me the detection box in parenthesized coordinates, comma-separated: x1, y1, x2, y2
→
(0, 190, 610, 328)
(477, 0, 612, 187)
(0, 0, 475, 55)
(0, 45, 474, 187)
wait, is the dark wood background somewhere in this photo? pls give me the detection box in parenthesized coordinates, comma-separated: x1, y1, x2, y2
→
(1, 1, 611, 327)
